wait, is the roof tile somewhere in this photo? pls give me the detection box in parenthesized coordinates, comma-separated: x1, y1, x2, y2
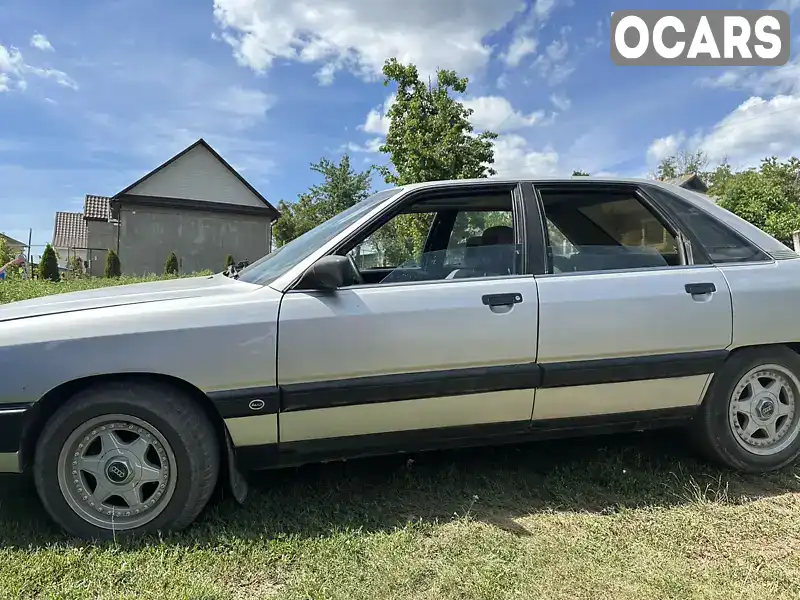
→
(52, 212, 87, 248)
(84, 194, 111, 220)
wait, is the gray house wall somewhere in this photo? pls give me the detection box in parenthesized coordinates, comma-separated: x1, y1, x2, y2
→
(117, 204, 272, 275)
(86, 220, 117, 277)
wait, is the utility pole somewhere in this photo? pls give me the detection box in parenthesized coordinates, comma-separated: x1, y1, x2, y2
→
(26, 228, 32, 279)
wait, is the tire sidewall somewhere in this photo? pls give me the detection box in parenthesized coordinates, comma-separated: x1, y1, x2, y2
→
(703, 347, 800, 471)
(35, 395, 204, 539)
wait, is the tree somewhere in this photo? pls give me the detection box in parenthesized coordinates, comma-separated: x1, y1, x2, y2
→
(273, 154, 373, 247)
(164, 252, 179, 276)
(377, 58, 498, 185)
(40, 244, 60, 282)
(370, 58, 500, 262)
(0, 237, 12, 267)
(225, 254, 235, 269)
(105, 249, 121, 278)
(651, 150, 709, 181)
(572, 170, 590, 176)
(708, 156, 800, 244)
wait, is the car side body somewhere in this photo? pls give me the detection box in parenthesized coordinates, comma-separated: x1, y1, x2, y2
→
(2, 176, 800, 538)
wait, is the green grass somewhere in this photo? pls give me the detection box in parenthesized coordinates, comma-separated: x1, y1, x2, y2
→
(1, 278, 799, 599)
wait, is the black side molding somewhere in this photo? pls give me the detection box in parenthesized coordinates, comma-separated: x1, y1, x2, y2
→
(281, 363, 543, 412)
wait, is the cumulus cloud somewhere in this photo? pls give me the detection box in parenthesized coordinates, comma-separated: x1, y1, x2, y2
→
(30, 33, 54, 52)
(0, 43, 76, 92)
(463, 96, 545, 132)
(501, 0, 572, 68)
(213, 0, 526, 83)
(492, 134, 560, 177)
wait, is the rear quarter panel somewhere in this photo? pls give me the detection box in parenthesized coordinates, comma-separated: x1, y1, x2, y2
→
(719, 259, 800, 348)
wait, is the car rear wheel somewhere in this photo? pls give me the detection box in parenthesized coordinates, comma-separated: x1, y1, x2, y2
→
(693, 346, 800, 472)
(34, 381, 219, 539)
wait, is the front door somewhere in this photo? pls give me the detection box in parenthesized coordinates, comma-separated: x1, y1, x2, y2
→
(530, 182, 733, 421)
(275, 183, 540, 457)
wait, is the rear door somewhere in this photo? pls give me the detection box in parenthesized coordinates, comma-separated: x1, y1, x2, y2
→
(275, 182, 541, 457)
(529, 182, 733, 422)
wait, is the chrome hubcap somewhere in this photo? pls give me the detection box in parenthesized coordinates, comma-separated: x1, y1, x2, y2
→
(57, 414, 177, 530)
(728, 364, 800, 456)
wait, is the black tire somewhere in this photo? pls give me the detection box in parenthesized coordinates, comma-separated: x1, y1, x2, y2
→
(692, 345, 800, 473)
(34, 380, 220, 540)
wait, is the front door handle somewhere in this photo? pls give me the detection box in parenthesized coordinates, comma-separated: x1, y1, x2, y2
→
(482, 293, 523, 307)
(685, 282, 716, 295)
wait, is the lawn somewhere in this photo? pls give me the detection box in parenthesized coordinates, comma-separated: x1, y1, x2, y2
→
(1, 278, 799, 600)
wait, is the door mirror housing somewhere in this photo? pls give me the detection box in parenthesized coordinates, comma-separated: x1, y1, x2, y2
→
(296, 255, 351, 291)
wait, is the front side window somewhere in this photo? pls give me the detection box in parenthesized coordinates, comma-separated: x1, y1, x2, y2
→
(343, 191, 521, 286)
(540, 188, 683, 274)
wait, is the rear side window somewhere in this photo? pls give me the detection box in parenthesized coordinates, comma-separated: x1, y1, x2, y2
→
(539, 188, 683, 273)
(652, 190, 770, 264)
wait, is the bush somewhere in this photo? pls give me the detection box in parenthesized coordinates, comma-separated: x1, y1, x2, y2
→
(105, 250, 121, 278)
(225, 254, 235, 269)
(40, 244, 60, 282)
(164, 252, 179, 276)
(67, 256, 84, 277)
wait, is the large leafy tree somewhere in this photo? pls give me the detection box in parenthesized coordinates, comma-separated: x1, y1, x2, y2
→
(708, 157, 800, 244)
(372, 58, 500, 262)
(273, 154, 373, 247)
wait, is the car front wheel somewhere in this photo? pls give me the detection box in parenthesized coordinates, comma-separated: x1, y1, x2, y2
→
(694, 346, 800, 472)
(34, 381, 219, 539)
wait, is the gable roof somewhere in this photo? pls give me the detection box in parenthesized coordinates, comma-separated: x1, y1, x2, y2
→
(52, 212, 87, 249)
(0, 232, 27, 248)
(84, 194, 112, 221)
(665, 173, 708, 193)
(113, 138, 280, 219)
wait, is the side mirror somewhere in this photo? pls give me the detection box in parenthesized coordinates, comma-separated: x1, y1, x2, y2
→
(297, 255, 351, 291)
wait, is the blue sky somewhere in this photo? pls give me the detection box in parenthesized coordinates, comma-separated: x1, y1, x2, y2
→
(1, 0, 799, 252)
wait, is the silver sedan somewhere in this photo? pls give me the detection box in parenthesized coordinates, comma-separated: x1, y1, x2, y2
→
(1, 176, 799, 539)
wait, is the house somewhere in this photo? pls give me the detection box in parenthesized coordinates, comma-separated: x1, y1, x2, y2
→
(665, 173, 708, 193)
(0, 233, 27, 254)
(52, 212, 89, 269)
(52, 138, 280, 276)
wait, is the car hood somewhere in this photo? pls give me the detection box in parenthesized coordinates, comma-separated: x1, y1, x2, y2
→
(0, 274, 261, 323)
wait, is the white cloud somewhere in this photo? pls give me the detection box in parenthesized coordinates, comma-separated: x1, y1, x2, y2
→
(698, 56, 800, 96)
(501, 0, 571, 67)
(503, 36, 538, 68)
(699, 95, 800, 166)
(463, 96, 545, 132)
(344, 137, 383, 153)
(212, 86, 275, 120)
(549, 92, 570, 111)
(30, 33, 54, 52)
(0, 43, 76, 92)
(647, 133, 686, 165)
(213, 0, 526, 83)
(533, 27, 574, 86)
(360, 94, 395, 135)
(492, 134, 560, 177)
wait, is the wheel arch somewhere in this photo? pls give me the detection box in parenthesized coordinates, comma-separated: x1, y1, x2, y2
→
(20, 372, 237, 500)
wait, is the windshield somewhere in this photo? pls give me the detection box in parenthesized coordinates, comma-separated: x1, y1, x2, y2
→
(236, 188, 402, 286)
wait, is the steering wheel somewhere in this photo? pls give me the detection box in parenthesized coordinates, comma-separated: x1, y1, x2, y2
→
(346, 253, 365, 286)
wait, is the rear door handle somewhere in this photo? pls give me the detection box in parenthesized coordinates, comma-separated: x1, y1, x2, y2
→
(482, 293, 523, 307)
(685, 282, 716, 295)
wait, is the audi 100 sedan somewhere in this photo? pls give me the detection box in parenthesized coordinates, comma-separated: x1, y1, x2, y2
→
(2, 176, 799, 539)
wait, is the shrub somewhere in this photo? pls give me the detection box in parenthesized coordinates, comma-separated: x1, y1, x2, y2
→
(164, 252, 179, 276)
(105, 250, 121, 278)
(68, 256, 84, 277)
(40, 244, 60, 282)
(225, 254, 235, 269)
